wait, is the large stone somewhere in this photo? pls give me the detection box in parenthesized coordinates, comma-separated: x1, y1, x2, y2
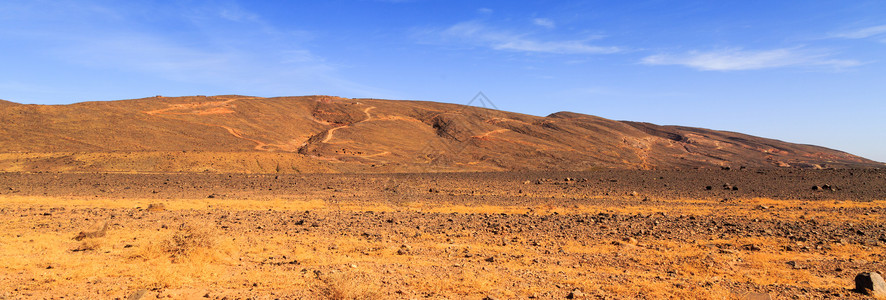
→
(126, 289, 147, 300)
(855, 272, 886, 297)
(566, 288, 586, 299)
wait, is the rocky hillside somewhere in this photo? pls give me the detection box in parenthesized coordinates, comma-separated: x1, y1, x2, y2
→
(0, 95, 881, 173)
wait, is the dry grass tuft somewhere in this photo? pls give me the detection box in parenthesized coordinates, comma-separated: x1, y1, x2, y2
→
(146, 203, 166, 211)
(73, 238, 103, 252)
(135, 221, 220, 263)
(163, 222, 217, 262)
(73, 221, 108, 241)
(320, 272, 381, 300)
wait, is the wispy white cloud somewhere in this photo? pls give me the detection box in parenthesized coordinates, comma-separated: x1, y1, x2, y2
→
(430, 21, 619, 54)
(641, 48, 860, 71)
(532, 18, 555, 29)
(830, 24, 886, 39)
(216, 6, 261, 23)
(0, 81, 50, 95)
(0, 1, 390, 98)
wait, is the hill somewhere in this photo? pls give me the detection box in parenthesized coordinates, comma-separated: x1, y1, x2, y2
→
(0, 95, 881, 173)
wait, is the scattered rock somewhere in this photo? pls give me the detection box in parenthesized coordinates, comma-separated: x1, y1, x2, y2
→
(74, 222, 109, 241)
(146, 203, 166, 211)
(397, 244, 411, 255)
(736, 291, 772, 300)
(855, 272, 886, 297)
(612, 237, 638, 247)
(722, 249, 740, 255)
(623, 237, 638, 246)
(786, 261, 806, 269)
(742, 244, 762, 251)
(566, 288, 586, 299)
(126, 289, 147, 300)
(813, 184, 837, 191)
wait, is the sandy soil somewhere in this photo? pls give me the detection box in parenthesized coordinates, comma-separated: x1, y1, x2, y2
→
(1, 169, 884, 299)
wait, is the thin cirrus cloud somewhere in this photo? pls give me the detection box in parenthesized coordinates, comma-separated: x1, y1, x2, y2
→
(830, 24, 886, 40)
(432, 21, 620, 55)
(532, 18, 556, 29)
(0, 1, 390, 98)
(641, 48, 861, 71)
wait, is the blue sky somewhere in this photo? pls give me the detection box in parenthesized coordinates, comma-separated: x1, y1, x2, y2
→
(2, 1, 885, 162)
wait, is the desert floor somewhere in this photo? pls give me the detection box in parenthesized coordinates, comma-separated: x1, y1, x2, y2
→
(1, 169, 884, 299)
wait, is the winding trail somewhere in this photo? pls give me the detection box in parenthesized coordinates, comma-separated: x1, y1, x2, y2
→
(471, 128, 510, 140)
(361, 151, 390, 158)
(310, 105, 392, 159)
(320, 106, 375, 144)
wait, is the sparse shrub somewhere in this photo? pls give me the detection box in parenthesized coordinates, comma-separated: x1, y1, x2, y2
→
(146, 203, 166, 211)
(135, 221, 219, 263)
(321, 272, 380, 300)
(73, 221, 108, 241)
(73, 237, 103, 252)
(162, 222, 216, 262)
(72, 221, 109, 252)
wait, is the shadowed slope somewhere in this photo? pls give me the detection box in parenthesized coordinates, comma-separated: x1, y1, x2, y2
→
(0, 95, 881, 173)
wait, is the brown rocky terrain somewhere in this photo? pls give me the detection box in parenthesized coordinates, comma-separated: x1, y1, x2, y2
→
(2, 168, 886, 202)
(1, 95, 882, 173)
(2, 95, 885, 299)
(1, 170, 884, 299)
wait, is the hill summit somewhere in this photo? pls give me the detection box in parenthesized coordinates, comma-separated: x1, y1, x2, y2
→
(0, 95, 881, 173)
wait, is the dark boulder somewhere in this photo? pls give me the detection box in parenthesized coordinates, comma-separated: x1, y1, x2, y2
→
(855, 272, 886, 297)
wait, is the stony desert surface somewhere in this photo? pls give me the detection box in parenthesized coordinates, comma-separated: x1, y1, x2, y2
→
(1, 169, 885, 299)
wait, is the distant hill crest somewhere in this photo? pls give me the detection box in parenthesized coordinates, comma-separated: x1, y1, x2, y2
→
(0, 95, 881, 173)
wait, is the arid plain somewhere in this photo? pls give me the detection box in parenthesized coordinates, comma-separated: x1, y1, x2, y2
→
(2, 170, 885, 299)
(1, 96, 885, 299)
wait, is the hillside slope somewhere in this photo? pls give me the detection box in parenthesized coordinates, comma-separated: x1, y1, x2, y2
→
(0, 95, 881, 173)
